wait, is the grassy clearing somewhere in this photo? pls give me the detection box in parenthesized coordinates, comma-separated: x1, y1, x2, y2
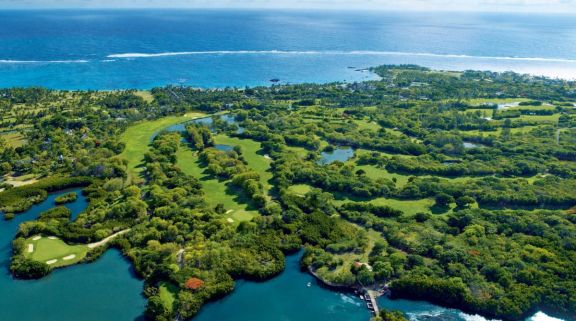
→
(285, 145, 310, 159)
(460, 125, 542, 136)
(213, 134, 273, 194)
(134, 91, 155, 103)
(25, 236, 88, 268)
(159, 282, 178, 310)
(465, 98, 530, 106)
(1, 132, 26, 147)
(176, 147, 258, 223)
(518, 114, 560, 123)
(323, 228, 383, 277)
(288, 184, 312, 196)
(353, 119, 381, 131)
(119, 112, 206, 179)
(334, 196, 436, 216)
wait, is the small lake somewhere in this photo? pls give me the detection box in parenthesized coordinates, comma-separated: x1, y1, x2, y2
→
(463, 142, 485, 149)
(215, 144, 234, 152)
(318, 147, 354, 165)
(463, 142, 477, 149)
(0, 188, 145, 321)
(497, 102, 521, 110)
(153, 114, 244, 141)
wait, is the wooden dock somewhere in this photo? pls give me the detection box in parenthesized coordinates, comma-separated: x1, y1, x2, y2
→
(363, 290, 379, 316)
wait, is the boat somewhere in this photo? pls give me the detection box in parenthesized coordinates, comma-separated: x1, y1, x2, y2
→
(307, 282, 311, 287)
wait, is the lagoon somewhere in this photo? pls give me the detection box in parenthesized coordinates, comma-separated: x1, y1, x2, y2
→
(0, 189, 145, 321)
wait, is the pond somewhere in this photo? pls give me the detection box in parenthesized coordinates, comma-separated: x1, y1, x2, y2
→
(318, 147, 354, 165)
(152, 114, 244, 141)
(0, 188, 145, 321)
(497, 102, 521, 110)
(215, 144, 234, 152)
(463, 141, 486, 149)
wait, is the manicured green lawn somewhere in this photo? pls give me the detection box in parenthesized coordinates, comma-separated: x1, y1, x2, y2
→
(288, 184, 312, 196)
(25, 236, 88, 268)
(518, 114, 560, 123)
(134, 90, 155, 103)
(353, 119, 380, 131)
(213, 134, 273, 194)
(119, 112, 206, 180)
(465, 98, 529, 106)
(176, 147, 258, 223)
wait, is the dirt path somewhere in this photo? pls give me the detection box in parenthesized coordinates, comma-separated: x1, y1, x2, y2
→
(87, 229, 131, 249)
(176, 249, 185, 269)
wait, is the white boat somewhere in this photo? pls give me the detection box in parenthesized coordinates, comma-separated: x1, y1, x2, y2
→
(307, 282, 312, 287)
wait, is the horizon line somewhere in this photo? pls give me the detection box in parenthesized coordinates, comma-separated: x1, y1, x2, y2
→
(0, 7, 575, 14)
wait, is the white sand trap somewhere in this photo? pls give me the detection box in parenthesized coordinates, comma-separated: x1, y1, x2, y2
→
(27, 244, 34, 253)
(32, 236, 41, 241)
(48, 236, 57, 240)
(264, 154, 272, 160)
(225, 210, 234, 214)
(63, 254, 76, 261)
(46, 259, 58, 265)
(227, 218, 234, 223)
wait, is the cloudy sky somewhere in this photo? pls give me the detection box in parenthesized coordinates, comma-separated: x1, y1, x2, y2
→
(1, 0, 575, 12)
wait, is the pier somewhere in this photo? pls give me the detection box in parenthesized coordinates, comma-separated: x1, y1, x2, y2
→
(362, 290, 380, 316)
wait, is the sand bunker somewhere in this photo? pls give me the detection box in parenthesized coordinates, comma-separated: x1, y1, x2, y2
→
(32, 236, 41, 241)
(46, 259, 57, 265)
(27, 244, 34, 253)
(48, 236, 57, 240)
(227, 218, 234, 223)
(63, 254, 76, 261)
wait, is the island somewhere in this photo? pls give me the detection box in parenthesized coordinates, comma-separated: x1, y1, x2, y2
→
(0, 66, 575, 321)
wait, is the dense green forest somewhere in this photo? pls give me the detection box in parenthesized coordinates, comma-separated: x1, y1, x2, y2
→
(1, 66, 575, 321)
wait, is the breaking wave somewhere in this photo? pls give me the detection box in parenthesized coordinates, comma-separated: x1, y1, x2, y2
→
(106, 50, 576, 63)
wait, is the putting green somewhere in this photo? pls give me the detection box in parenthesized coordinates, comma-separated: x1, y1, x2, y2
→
(24, 236, 88, 268)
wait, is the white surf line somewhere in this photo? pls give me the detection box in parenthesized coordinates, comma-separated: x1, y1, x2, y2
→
(106, 50, 576, 63)
(62, 254, 76, 261)
(27, 244, 34, 253)
(87, 229, 131, 249)
(46, 259, 57, 265)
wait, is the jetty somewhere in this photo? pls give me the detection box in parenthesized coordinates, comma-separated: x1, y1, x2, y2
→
(363, 290, 380, 316)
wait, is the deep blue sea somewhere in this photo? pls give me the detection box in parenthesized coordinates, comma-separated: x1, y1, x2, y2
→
(1, 10, 576, 89)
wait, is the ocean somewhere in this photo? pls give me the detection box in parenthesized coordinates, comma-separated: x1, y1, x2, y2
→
(0, 9, 576, 89)
(0, 9, 571, 321)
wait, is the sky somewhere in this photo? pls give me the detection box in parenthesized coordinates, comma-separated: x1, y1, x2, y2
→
(1, 0, 576, 12)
